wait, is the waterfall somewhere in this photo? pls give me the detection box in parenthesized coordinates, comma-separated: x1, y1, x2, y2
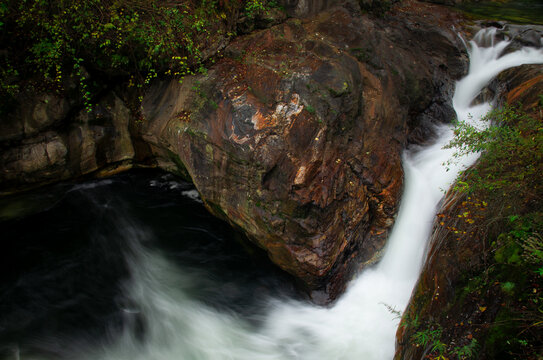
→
(12, 28, 543, 360)
(255, 27, 543, 359)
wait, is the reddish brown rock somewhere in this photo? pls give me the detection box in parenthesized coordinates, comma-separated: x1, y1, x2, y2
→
(501, 65, 543, 112)
(395, 64, 543, 359)
(141, 0, 467, 302)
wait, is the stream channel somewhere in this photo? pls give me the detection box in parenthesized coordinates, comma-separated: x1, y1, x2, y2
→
(1, 28, 542, 360)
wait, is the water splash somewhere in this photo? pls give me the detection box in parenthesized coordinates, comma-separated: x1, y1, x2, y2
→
(453, 27, 543, 124)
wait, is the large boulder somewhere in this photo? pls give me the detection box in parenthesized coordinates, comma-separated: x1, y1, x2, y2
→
(140, 0, 467, 302)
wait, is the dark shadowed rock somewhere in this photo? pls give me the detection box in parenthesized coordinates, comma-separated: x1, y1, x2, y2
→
(278, 0, 343, 17)
(419, 0, 462, 5)
(499, 65, 543, 111)
(502, 24, 543, 52)
(0, 91, 135, 194)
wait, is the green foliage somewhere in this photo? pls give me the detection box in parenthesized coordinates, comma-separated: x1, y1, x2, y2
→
(0, 61, 19, 114)
(520, 232, 543, 275)
(410, 323, 479, 359)
(245, 0, 266, 19)
(398, 303, 483, 359)
(382, 302, 403, 321)
(501, 281, 516, 294)
(412, 326, 444, 353)
(445, 102, 543, 359)
(454, 339, 479, 359)
(494, 234, 523, 264)
(481, 213, 543, 358)
(0, 0, 271, 113)
(458, 0, 543, 25)
(503, 213, 543, 276)
(445, 104, 543, 199)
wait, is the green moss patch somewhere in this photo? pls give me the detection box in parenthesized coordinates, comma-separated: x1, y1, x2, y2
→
(459, 0, 543, 25)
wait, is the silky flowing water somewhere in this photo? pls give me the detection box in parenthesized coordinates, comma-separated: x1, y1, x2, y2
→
(1, 28, 542, 360)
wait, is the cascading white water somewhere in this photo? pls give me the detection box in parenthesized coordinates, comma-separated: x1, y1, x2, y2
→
(255, 30, 543, 360)
(32, 28, 541, 360)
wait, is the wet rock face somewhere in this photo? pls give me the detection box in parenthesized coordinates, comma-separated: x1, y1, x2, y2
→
(141, 0, 466, 301)
(0, 92, 135, 193)
(501, 24, 543, 49)
(395, 65, 543, 360)
(500, 65, 543, 111)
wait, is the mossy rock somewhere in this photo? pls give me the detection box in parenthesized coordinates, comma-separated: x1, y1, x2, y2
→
(494, 234, 523, 265)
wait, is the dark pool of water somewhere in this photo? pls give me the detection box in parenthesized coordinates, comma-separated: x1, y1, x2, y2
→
(0, 170, 299, 359)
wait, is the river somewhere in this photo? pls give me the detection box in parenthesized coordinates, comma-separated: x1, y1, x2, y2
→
(1, 28, 542, 360)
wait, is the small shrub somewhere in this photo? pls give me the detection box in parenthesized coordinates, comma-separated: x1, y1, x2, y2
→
(444, 104, 543, 204)
(0, 0, 273, 114)
(444, 102, 543, 359)
(305, 104, 315, 114)
(454, 339, 479, 359)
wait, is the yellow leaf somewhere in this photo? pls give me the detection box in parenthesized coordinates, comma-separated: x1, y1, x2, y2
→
(479, 306, 487, 312)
